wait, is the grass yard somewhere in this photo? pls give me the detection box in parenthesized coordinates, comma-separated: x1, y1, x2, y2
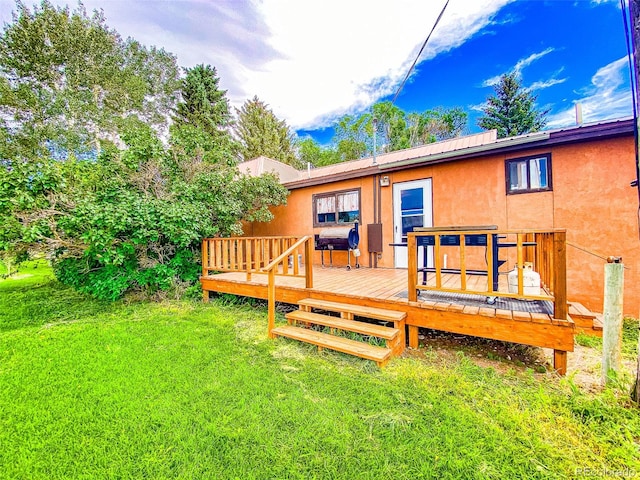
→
(1, 262, 639, 479)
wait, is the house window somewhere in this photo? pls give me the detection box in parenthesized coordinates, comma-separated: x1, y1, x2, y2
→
(313, 189, 360, 226)
(506, 154, 552, 194)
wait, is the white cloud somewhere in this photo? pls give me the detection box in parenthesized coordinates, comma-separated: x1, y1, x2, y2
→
(481, 47, 555, 87)
(244, 0, 517, 129)
(529, 77, 567, 91)
(513, 47, 554, 75)
(546, 57, 632, 128)
(1, 0, 515, 130)
(468, 102, 487, 113)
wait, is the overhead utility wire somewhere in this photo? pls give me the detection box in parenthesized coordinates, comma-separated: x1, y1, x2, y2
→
(392, 0, 450, 104)
(620, 0, 640, 237)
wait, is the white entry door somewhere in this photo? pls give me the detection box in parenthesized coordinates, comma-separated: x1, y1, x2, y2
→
(393, 179, 433, 268)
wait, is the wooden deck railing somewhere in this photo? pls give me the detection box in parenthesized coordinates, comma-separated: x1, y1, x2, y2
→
(202, 236, 301, 280)
(201, 235, 314, 336)
(407, 229, 567, 319)
(262, 236, 314, 337)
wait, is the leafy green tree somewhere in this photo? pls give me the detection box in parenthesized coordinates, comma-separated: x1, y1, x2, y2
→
(297, 137, 341, 167)
(406, 107, 467, 146)
(0, 3, 287, 298)
(329, 103, 468, 161)
(477, 72, 548, 138)
(333, 113, 373, 161)
(0, 1, 180, 157)
(0, 118, 288, 299)
(234, 96, 298, 167)
(371, 101, 409, 152)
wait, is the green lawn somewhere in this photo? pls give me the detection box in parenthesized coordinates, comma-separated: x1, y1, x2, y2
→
(1, 262, 639, 479)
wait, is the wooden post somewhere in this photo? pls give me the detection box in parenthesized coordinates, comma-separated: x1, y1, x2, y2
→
(460, 235, 467, 291)
(434, 235, 442, 289)
(486, 233, 493, 293)
(553, 350, 567, 376)
(408, 325, 419, 349)
(602, 261, 624, 386)
(305, 237, 313, 289)
(246, 239, 252, 281)
(201, 240, 208, 278)
(268, 268, 276, 338)
(408, 234, 418, 302)
(516, 234, 524, 296)
(553, 231, 567, 320)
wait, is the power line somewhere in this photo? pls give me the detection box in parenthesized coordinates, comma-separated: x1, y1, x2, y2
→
(392, 0, 450, 104)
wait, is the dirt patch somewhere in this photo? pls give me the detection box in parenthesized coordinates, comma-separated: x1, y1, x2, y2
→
(409, 328, 637, 391)
(415, 328, 549, 371)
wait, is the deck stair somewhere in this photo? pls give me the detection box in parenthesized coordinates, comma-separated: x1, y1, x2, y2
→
(569, 302, 602, 337)
(271, 298, 407, 367)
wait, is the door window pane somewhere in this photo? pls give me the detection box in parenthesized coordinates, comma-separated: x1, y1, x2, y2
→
(402, 215, 424, 236)
(401, 188, 423, 211)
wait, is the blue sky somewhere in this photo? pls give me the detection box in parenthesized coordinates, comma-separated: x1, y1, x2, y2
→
(0, 0, 632, 146)
(299, 0, 632, 144)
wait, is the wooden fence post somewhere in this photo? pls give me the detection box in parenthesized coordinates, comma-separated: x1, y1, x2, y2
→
(268, 268, 276, 338)
(602, 260, 624, 386)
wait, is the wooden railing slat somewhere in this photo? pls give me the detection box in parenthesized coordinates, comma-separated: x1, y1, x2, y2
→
(434, 236, 441, 289)
(517, 234, 524, 296)
(460, 234, 467, 291)
(486, 233, 493, 294)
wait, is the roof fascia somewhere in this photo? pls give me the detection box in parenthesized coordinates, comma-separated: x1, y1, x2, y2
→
(284, 119, 634, 190)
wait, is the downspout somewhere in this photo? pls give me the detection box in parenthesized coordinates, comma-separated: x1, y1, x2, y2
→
(372, 117, 380, 267)
(372, 175, 377, 268)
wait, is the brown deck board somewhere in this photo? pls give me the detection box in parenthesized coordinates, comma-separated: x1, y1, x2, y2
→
(201, 266, 575, 352)
(272, 325, 392, 363)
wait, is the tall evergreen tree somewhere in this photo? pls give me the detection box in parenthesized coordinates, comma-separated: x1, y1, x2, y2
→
(171, 64, 237, 164)
(477, 73, 548, 138)
(234, 96, 298, 167)
(173, 64, 231, 138)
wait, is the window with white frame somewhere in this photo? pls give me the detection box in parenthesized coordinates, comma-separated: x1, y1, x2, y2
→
(313, 189, 360, 226)
(506, 154, 552, 194)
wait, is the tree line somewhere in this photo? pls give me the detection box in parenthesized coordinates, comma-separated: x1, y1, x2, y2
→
(0, 2, 288, 299)
(236, 77, 547, 169)
(0, 1, 547, 299)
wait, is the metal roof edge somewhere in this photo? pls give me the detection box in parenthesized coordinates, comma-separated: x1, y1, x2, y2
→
(378, 132, 550, 170)
(284, 166, 380, 190)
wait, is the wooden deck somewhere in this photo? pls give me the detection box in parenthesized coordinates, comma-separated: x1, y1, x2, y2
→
(201, 266, 576, 373)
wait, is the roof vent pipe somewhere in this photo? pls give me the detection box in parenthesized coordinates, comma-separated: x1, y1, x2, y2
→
(372, 116, 378, 165)
(575, 102, 583, 126)
(307, 162, 311, 178)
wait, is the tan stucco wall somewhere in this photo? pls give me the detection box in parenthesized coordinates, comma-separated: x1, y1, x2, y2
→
(248, 136, 640, 316)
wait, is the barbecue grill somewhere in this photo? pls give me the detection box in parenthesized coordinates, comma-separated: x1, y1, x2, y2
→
(315, 221, 360, 269)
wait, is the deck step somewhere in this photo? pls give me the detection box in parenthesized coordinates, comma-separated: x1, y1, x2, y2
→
(286, 310, 399, 340)
(569, 302, 603, 337)
(298, 298, 406, 323)
(593, 314, 603, 331)
(271, 325, 392, 366)
(568, 302, 597, 322)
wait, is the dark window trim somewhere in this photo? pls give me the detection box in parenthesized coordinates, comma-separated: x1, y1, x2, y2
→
(505, 153, 553, 195)
(312, 188, 361, 227)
